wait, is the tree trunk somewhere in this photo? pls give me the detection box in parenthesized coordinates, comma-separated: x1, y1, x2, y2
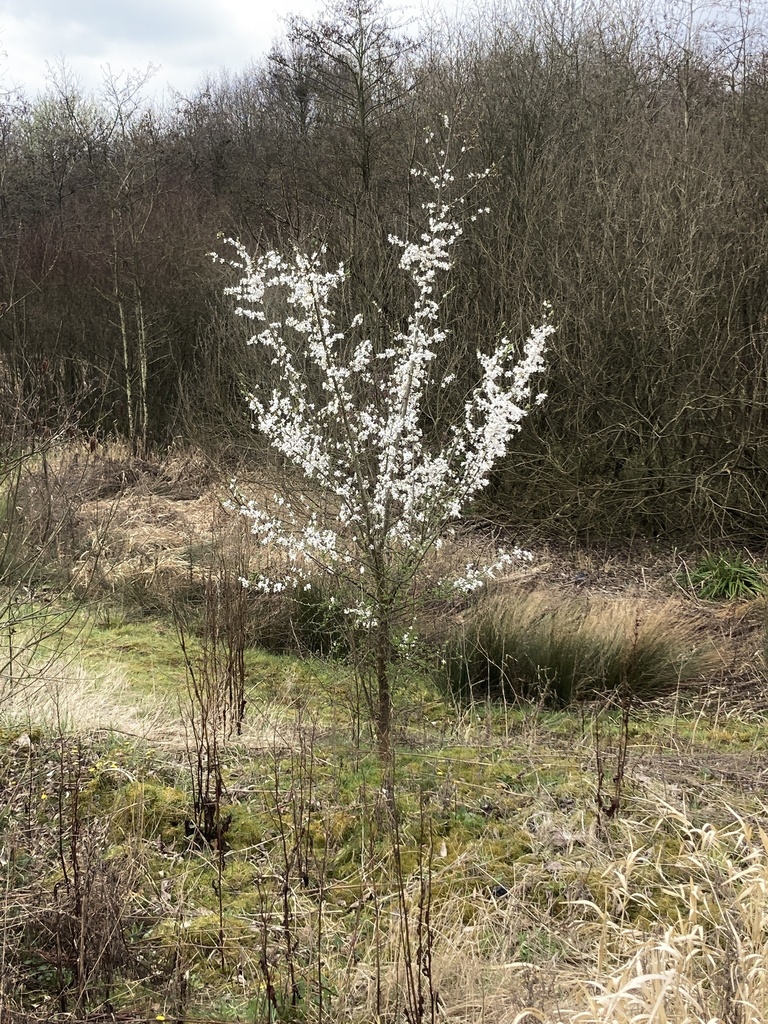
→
(375, 615, 391, 761)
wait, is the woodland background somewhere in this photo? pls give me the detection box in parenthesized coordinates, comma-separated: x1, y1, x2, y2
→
(3, 0, 767, 541)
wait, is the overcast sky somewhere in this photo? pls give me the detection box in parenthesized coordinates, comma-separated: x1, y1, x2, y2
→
(0, 0, 333, 101)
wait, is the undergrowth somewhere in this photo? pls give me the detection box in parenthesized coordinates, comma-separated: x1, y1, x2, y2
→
(2, 659, 768, 1023)
(4, 444, 768, 1022)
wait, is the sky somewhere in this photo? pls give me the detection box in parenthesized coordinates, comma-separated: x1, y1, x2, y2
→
(0, 0, 330, 101)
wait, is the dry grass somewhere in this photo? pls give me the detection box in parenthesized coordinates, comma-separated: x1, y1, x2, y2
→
(136, 736, 768, 1024)
(17, 442, 761, 701)
(208, 756, 768, 1024)
(0, 664, 172, 738)
(442, 589, 719, 706)
(0, 660, 324, 757)
(3, 653, 768, 1022)
(557, 807, 768, 1023)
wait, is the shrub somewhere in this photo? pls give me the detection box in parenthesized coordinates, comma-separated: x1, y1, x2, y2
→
(291, 579, 350, 657)
(441, 591, 714, 707)
(218, 145, 552, 758)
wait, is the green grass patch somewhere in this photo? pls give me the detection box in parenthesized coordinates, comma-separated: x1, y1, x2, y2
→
(683, 550, 766, 600)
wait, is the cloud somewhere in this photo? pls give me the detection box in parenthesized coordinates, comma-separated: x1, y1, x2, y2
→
(0, 0, 323, 99)
(4, 0, 216, 50)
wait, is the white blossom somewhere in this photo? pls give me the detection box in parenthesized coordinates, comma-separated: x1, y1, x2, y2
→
(217, 150, 553, 600)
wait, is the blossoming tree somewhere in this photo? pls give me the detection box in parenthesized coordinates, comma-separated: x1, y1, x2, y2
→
(215, 149, 553, 757)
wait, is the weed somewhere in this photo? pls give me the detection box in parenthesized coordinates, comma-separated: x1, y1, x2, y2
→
(176, 613, 230, 852)
(683, 550, 766, 600)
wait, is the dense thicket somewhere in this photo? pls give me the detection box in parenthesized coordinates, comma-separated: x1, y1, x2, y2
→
(2, 0, 768, 541)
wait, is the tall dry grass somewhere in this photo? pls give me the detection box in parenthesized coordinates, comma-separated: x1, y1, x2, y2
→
(306, 804, 768, 1024)
(442, 591, 717, 706)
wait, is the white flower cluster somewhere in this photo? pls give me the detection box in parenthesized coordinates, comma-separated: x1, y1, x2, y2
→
(449, 548, 533, 594)
(214, 152, 553, 593)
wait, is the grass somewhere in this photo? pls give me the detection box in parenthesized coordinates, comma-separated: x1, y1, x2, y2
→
(683, 550, 766, 600)
(441, 590, 716, 707)
(4, 684, 768, 1023)
(4, 448, 768, 1021)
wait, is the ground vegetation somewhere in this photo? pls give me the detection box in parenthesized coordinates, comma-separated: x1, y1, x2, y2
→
(0, 454, 767, 1021)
